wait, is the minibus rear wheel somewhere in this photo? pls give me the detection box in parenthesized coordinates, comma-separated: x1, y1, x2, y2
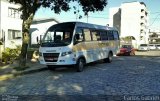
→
(76, 58, 85, 72)
(47, 65, 56, 71)
(104, 52, 113, 63)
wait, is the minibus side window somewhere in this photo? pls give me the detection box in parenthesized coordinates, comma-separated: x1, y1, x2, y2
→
(74, 27, 84, 43)
(100, 31, 108, 40)
(84, 29, 91, 41)
(107, 30, 114, 40)
(113, 31, 119, 40)
(91, 30, 100, 41)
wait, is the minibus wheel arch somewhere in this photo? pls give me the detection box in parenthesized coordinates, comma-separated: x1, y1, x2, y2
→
(76, 56, 86, 64)
(104, 51, 113, 63)
(107, 51, 113, 63)
(75, 56, 86, 72)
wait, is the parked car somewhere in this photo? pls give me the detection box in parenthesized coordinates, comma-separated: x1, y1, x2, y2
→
(138, 44, 149, 51)
(156, 44, 160, 50)
(117, 45, 135, 56)
(148, 44, 156, 50)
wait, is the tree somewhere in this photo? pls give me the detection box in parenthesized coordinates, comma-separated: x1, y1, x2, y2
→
(151, 32, 158, 38)
(8, 0, 107, 68)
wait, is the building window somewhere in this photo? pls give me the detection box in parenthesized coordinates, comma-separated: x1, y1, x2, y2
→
(8, 7, 21, 18)
(141, 16, 144, 19)
(145, 11, 148, 16)
(140, 29, 144, 33)
(140, 23, 144, 26)
(8, 29, 22, 40)
(141, 9, 144, 12)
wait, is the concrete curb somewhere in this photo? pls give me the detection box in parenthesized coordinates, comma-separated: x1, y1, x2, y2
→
(0, 61, 47, 81)
(0, 66, 47, 81)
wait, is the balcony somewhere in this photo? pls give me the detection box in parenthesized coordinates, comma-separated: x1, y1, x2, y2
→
(141, 16, 146, 24)
(140, 33, 146, 37)
(140, 36, 144, 40)
(141, 9, 148, 17)
(140, 23, 145, 29)
(145, 11, 148, 16)
(140, 29, 144, 33)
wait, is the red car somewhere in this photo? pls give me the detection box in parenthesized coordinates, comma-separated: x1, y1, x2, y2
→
(117, 45, 135, 56)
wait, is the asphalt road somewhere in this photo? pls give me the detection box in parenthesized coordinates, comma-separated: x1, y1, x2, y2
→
(0, 56, 160, 101)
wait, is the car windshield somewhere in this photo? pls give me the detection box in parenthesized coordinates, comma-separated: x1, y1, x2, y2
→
(121, 45, 132, 48)
(41, 22, 75, 47)
(140, 44, 148, 46)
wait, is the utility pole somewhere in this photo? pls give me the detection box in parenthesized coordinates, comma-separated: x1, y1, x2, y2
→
(86, 13, 89, 23)
(0, 43, 2, 62)
(74, 4, 80, 21)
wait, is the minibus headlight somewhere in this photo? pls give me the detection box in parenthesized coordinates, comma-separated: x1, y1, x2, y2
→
(39, 52, 42, 56)
(61, 51, 72, 56)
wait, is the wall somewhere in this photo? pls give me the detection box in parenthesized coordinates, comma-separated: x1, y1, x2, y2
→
(109, 7, 121, 35)
(0, 0, 22, 49)
(109, 2, 149, 48)
(30, 20, 58, 45)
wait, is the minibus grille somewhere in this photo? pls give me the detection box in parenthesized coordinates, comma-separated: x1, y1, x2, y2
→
(43, 53, 59, 62)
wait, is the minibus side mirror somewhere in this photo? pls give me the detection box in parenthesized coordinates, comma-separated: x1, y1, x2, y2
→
(73, 34, 80, 45)
(75, 34, 80, 40)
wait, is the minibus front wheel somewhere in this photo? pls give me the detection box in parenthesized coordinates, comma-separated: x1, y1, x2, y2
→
(76, 58, 85, 72)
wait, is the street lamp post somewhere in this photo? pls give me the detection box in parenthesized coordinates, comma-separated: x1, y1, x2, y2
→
(0, 42, 2, 62)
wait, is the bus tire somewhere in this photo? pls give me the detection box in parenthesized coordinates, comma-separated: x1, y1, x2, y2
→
(104, 52, 113, 63)
(76, 58, 85, 72)
(47, 65, 56, 71)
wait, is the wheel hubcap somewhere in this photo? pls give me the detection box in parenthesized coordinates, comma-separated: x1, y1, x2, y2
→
(109, 55, 112, 61)
(79, 60, 84, 70)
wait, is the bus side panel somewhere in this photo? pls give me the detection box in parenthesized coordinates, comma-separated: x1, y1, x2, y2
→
(98, 41, 109, 59)
(72, 42, 90, 63)
(98, 40, 119, 58)
(72, 41, 100, 63)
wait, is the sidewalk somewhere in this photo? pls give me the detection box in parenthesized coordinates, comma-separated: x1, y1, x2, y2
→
(0, 59, 47, 81)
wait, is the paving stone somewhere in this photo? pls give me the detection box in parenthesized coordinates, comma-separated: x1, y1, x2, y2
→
(0, 56, 160, 100)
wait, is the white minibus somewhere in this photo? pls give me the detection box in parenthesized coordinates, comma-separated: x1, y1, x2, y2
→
(39, 22, 120, 72)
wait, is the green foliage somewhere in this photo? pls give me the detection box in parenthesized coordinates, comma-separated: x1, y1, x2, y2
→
(2, 46, 21, 64)
(9, 0, 107, 19)
(0, 41, 3, 45)
(157, 38, 160, 42)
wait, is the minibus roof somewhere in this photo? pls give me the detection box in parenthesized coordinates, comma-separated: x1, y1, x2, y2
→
(51, 22, 117, 31)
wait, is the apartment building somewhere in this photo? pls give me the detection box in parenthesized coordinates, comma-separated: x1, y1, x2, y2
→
(109, 1, 149, 48)
(0, 0, 22, 49)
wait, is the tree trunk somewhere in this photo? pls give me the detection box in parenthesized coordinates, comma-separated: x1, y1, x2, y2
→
(19, 42, 28, 67)
(19, 13, 34, 68)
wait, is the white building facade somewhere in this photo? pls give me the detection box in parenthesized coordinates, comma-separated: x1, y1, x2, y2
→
(30, 18, 59, 47)
(109, 1, 149, 48)
(0, 0, 59, 49)
(0, 0, 22, 49)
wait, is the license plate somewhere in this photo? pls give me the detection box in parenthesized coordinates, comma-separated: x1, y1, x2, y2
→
(45, 57, 58, 61)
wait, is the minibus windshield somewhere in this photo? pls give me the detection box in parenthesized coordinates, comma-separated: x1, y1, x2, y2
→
(41, 22, 75, 47)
